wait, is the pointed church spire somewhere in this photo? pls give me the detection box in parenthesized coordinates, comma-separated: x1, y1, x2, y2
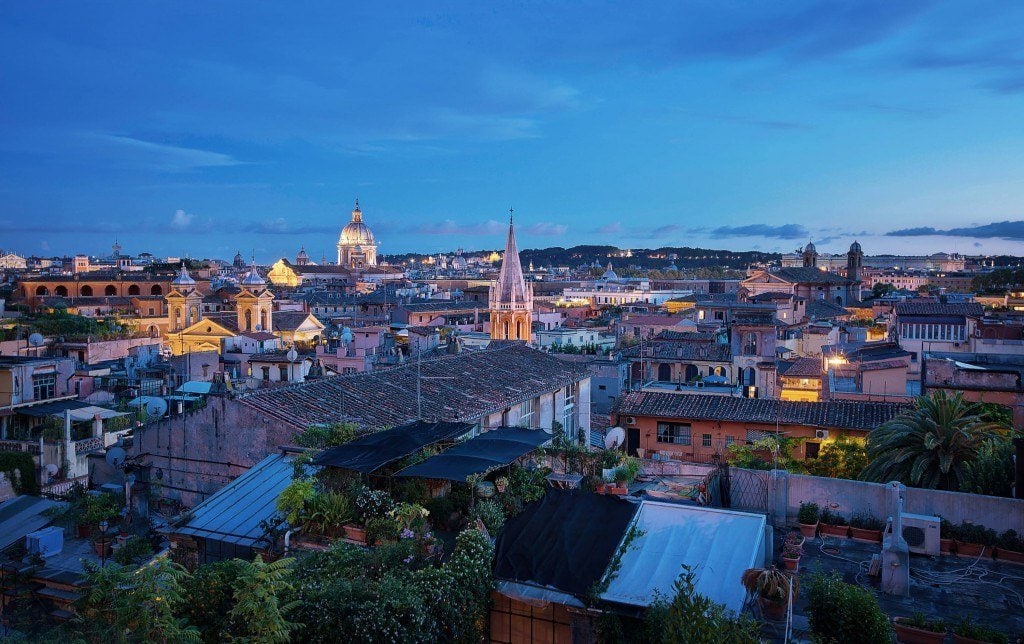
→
(494, 212, 531, 306)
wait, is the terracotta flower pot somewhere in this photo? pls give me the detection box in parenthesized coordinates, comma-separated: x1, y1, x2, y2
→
(955, 541, 985, 558)
(343, 523, 367, 545)
(93, 539, 112, 558)
(781, 555, 800, 572)
(758, 596, 788, 621)
(785, 534, 806, 553)
(76, 523, 91, 539)
(893, 619, 947, 644)
(953, 635, 992, 644)
(594, 483, 607, 494)
(798, 521, 818, 538)
(819, 523, 850, 538)
(850, 527, 883, 543)
(940, 538, 955, 555)
(995, 547, 1024, 565)
(607, 486, 628, 496)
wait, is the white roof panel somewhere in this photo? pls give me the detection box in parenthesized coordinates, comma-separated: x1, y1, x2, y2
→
(601, 501, 766, 613)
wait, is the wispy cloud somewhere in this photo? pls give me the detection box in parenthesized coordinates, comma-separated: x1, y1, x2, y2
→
(409, 219, 566, 236)
(704, 224, 810, 239)
(89, 133, 245, 170)
(246, 219, 338, 235)
(887, 220, 1024, 240)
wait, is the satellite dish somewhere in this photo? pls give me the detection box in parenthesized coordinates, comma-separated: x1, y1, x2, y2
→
(44, 463, 59, 478)
(605, 427, 627, 450)
(255, 324, 263, 331)
(28, 333, 44, 347)
(105, 446, 127, 468)
(144, 398, 168, 419)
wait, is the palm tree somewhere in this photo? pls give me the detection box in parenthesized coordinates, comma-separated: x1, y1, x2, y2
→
(861, 391, 1006, 490)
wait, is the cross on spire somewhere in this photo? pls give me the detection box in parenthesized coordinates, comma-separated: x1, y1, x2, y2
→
(509, 207, 514, 225)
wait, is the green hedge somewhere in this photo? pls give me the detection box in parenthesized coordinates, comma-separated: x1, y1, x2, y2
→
(0, 451, 40, 495)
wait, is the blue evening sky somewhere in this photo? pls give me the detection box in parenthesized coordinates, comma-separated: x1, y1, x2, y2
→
(3, 2, 1024, 261)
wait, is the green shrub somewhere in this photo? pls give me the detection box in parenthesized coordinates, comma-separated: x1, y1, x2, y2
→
(471, 499, 505, 533)
(275, 478, 315, 526)
(805, 572, 891, 644)
(112, 536, 153, 566)
(850, 512, 885, 531)
(797, 502, 819, 524)
(0, 452, 40, 495)
(953, 616, 1008, 644)
(645, 566, 760, 644)
(898, 612, 945, 633)
(818, 508, 847, 526)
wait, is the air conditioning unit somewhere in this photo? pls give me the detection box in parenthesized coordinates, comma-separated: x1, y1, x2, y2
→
(26, 526, 64, 558)
(815, 429, 829, 440)
(625, 416, 637, 426)
(901, 513, 940, 556)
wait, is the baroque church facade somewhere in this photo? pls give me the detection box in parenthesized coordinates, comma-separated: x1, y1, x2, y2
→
(337, 200, 377, 268)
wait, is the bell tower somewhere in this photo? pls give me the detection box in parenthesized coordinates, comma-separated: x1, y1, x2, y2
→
(489, 210, 533, 342)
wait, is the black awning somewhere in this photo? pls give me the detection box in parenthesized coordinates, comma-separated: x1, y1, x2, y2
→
(494, 489, 639, 598)
(18, 400, 92, 418)
(394, 427, 550, 482)
(311, 421, 475, 473)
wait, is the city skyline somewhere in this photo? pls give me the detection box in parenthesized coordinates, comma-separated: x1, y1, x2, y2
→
(4, 2, 1024, 258)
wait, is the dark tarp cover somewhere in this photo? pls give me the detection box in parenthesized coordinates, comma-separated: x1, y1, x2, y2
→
(493, 489, 640, 597)
(312, 421, 474, 473)
(394, 428, 550, 481)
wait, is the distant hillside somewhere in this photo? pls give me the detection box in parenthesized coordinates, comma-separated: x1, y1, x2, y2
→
(384, 245, 780, 269)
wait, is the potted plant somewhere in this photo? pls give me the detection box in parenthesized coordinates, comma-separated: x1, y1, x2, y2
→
(797, 501, 820, 538)
(819, 508, 850, 538)
(608, 468, 629, 495)
(784, 530, 805, 553)
(849, 512, 885, 543)
(894, 613, 947, 644)
(952, 616, 1008, 644)
(781, 544, 801, 572)
(995, 530, 1024, 565)
(306, 490, 351, 538)
(601, 449, 622, 481)
(955, 522, 996, 559)
(494, 476, 509, 493)
(940, 518, 956, 555)
(740, 567, 798, 621)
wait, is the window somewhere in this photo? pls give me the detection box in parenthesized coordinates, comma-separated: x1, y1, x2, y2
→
(598, 384, 606, 390)
(562, 390, 576, 438)
(806, 442, 821, 459)
(32, 373, 56, 400)
(702, 433, 712, 447)
(279, 366, 288, 381)
(657, 422, 692, 445)
(518, 399, 536, 428)
(261, 367, 270, 381)
(725, 436, 735, 446)
(743, 332, 758, 356)
(746, 429, 771, 444)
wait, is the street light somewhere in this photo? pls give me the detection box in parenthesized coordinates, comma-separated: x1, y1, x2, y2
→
(98, 520, 109, 567)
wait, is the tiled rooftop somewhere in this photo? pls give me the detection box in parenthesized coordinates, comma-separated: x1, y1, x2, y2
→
(612, 391, 910, 431)
(238, 343, 589, 429)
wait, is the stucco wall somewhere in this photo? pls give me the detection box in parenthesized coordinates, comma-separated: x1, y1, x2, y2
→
(781, 472, 1024, 534)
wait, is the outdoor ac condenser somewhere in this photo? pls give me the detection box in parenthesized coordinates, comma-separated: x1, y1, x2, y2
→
(900, 513, 940, 556)
(25, 526, 64, 558)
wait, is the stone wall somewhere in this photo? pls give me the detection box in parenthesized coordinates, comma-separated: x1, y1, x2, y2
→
(129, 396, 303, 507)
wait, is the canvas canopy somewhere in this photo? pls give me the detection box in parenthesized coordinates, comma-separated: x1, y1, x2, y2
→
(313, 421, 474, 473)
(394, 428, 549, 482)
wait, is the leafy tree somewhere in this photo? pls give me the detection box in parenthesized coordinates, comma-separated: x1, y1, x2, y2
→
(642, 566, 759, 644)
(75, 558, 200, 643)
(871, 282, 895, 298)
(227, 556, 299, 643)
(861, 391, 1005, 490)
(960, 438, 1015, 497)
(727, 435, 803, 471)
(180, 559, 243, 643)
(803, 435, 868, 480)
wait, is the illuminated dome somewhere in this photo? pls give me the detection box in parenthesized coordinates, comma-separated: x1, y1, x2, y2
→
(339, 200, 376, 246)
(337, 199, 378, 267)
(296, 246, 309, 265)
(804, 241, 817, 254)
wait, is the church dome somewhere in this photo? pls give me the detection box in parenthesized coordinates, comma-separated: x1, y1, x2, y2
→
(172, 264, 195, 287)
(232, 251, 246, 269)
(602, 262, 619, 280)
(339, 200, 376, 246)
(241, 264, 266, 286)
(849, 240, 862, 253)
(804, 241, 817, 254)
(296, 247, 309, 265)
